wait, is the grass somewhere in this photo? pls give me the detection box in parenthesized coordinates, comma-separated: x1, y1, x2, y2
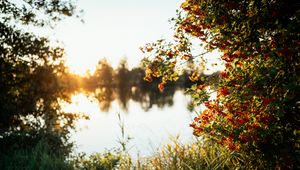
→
(132, 136, 248, 170)
(68, 136, 268, 170)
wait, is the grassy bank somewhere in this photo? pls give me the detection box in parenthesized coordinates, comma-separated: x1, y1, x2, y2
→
(0, 135, 270, 169)
(70, 136, 268, 170)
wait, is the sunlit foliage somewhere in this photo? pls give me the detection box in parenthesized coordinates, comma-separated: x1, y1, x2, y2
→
(142, 0, 300, 168)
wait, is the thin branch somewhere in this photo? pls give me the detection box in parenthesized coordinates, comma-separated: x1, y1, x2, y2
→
(178, 49, 218, 67)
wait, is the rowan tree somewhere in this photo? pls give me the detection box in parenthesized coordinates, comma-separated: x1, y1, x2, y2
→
(142, 0, 300, 168)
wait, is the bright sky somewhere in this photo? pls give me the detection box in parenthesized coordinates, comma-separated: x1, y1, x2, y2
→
(53, 0, 182, 75)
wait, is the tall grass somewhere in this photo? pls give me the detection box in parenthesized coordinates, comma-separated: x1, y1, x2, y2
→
(132, 136, 241, 170)
(69, 137, 267, 170)
(0, 139, 73, 170)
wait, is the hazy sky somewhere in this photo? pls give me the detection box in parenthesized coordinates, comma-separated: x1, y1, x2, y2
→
(53, 0, 182, 75)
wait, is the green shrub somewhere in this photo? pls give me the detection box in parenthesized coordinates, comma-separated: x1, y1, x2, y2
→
(70, 150, 133, 170)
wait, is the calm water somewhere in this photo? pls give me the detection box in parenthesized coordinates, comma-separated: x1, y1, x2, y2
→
(62, 90, 196, 157)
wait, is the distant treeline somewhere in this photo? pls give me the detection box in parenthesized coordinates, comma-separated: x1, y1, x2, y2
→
(65, 59, 220, 112)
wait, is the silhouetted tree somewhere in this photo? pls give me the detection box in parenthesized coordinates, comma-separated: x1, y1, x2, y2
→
(0, 0, 82, 168)
(115, 59, 131, 110)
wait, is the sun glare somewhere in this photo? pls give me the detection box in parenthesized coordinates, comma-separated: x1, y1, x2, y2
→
(65, 59, 97, 76)
(63, 93, 99, 116)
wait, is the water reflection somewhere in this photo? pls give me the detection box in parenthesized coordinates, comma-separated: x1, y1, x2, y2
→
(88, 85, 177, 113)
(79, 59, 219, 112)
(64, 91, 194, 157)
